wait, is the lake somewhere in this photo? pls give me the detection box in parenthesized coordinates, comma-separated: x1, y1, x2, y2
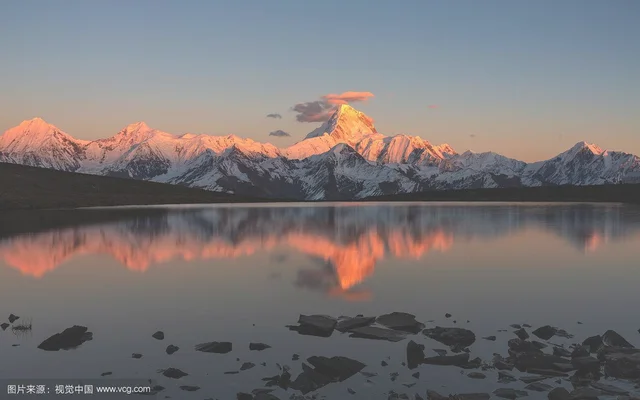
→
(1, 202, 639, 399)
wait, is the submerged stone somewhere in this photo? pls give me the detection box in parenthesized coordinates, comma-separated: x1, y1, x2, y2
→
(159, 367, 188, 379)
(165, 345, 179, 355)
(240, 362, 256, 371)
(179, 386, 200, 392)
(152, 331, 164, 340)
(132, 353, 143, 359)
(250, 342, 272, 351)
(38, 325, 93, 351)
(8, 314, 19, 323)
(0, 323, 9, 331)
(422, 326, 476, 350)
(195, 341, 232, 354)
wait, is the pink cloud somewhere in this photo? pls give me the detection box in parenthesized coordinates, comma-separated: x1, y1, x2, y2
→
(292, 91, 375, 123)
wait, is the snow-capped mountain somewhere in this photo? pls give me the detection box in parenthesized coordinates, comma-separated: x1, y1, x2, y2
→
(1, 106, 639, 200)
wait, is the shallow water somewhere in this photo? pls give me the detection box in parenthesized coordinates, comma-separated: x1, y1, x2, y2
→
(1, 202, 640, 399)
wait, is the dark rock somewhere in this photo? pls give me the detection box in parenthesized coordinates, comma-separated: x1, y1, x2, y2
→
(493, 354, 515, 371)
(483, 336, 497, 341)
(510, 324, 522, 329)
(600, 347, 640, 379)
(467, 372, 486, 379)
(452, 394, 490, 400)
(498, 371, 517, 383)
(165, 345, 179, 355)
(513, 352, 571, 372)
(432, 348, 448, 356)
(422, 327, 476, 350)
(250, 342, 271, 351)
(602, 330, 634, 348)
(525, 382, 553, 392)
(493, 388, 529, 399)
(445, 313, 452, 318)
(523, 324, 532, 328)
(549, 363, 576, 372)
(519, 375, 548, 384)
(287, 315, 337, 337)
(528, 368, 569, 376)
(132, 353, 143, 359)
(590, 381, 629, 395)
(532, 325, 573, 341)
(240, 362, 255, 371)
(508, 338, 544, 355)
(360, 371, 377, 377)
(100, 372, 112, 376)
(423, 353, 470, 367)
(569, 387, 603, 400)
(160, 367, 188, 379)
(571, 356, 600, 371)
(347, 388, 356, 395)
(225, 371, 240, 374)
(261, 367, 291, 389)
(548, 387, 571, 400)
(195, 341, 232, 354)
(553, 347, 572, 358)
(335, 316, 376, 332)
(377, 312, 425, 334)
(237, 394, 253, 400)
(572, 345, 591, 358)
(390, 372, 399, 381)
(254, 392, 281, 400)
(0, 323, 9, 331)
(412, 371, 420, 379)
(292, 354, 299, 360)
(582, 335, 603, 353)
(514, 328, 529, 340)
(289, 356, 364, 394)
(38, 325, 93, 351)
(407, 340, 425, 369)
(381, 360, 388, 366)
(151, 331, 164, 340)
(8, 314, 19, 323)
(426, 391, 447, 400)
(349, 326, 407, 342)
(179, 386, 200, 392)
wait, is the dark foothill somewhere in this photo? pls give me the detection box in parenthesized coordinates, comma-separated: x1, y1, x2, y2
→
(422, 326, 476, 350)
(38, 325, 93, 351)
(152, 331, 164, 340)
(483, 336, 497, 341)
(335, 316, 376, 332)
(287, 314, 337, 338)
(179, 386, 200, 392)
(249, 342, 271, 351)
(159, 367, 188, 379)
(493, 388, 529, 399)
(514, 328, 529, 340)
(240, 362, 255, 371)
(602, 329, 634, 348)
(376, 312, 425, 334)
(100, 372, 112, 376)
(8, 314, 19, 323)
(406, 340, 425, 369)
(0, 323, 9, 331)
(467, 372, 486, 379)
(195, 341, 232, 354)
(165, 345, 179, 355)
(132, 353, 143, 359)
(349, 326, 407, 342)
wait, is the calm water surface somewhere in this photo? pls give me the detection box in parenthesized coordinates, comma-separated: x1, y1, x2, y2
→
(1, 202, 640, 399)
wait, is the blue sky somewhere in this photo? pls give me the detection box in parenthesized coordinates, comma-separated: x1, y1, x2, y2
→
(1, 0, 638, 161)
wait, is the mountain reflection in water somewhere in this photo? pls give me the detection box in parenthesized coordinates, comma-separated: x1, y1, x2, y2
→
(1, 203, 639, 299)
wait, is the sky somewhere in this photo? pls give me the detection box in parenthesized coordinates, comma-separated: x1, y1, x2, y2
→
(1, 0, 639, 162)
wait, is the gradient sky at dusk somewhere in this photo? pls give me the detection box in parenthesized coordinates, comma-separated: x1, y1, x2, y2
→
(1, 0, 638, 162)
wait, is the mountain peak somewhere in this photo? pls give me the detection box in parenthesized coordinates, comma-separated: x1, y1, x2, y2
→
(123, 121, 151, 132)
(569, 141, 603, 155)
(304, 104, 378, 143)
(2, 117, 65, 143)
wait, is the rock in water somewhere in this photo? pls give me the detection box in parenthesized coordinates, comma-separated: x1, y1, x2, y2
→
(240, 362, 255, 371)
(195, 341, 233, 354)
(0, 323, 9, 331)
(492, 388, 528, 399)
(348, 326, 407, 342)
(514, 328, 529, 340)
(179, 385, 200, 391)
(335, 316, 376, 332)
(377, 312, 425, 334)
(160, 367, 188, 379)
(406, 340, 425, 369)
(602, 330, 634, 348)
(38, 325, 93, 351)
(531, 325, 572, 341)
(422, 327, 476, 350)
(166, 345, 179, 355)
(547, 387, 571, 400)
(152, 331, 164, 340)
(131, 353, 143, 359)
(249, 342, 271, 351)
(8, 314, 19, 323)
(287, 314, 337, 337)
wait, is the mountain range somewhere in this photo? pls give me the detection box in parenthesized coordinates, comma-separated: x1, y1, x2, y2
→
(1, 104, 639, 200)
